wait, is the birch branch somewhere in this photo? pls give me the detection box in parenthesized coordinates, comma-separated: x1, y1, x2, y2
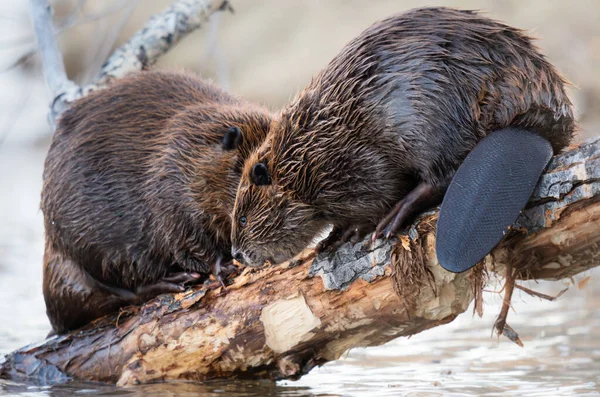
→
(28, 0, 231, 124)
(28, 0, 78, 123)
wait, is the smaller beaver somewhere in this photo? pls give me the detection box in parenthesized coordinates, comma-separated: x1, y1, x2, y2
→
(230, 7, 574, 270)
(42, 71, 274, 334)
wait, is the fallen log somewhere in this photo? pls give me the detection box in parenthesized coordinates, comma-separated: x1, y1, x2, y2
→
(1, 136, 598, 386)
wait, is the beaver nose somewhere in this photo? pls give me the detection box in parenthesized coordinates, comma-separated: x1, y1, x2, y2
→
(231, 248, 245, 264)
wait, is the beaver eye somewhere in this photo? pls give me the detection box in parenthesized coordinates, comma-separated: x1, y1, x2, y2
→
(239, 216, 247, 227)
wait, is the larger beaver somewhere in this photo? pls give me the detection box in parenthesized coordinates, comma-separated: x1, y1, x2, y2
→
(230, 7, 574, 270)
(42, 71, 274, 333)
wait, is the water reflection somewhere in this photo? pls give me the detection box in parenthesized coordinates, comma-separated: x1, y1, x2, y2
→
(0, 379, 334, 397)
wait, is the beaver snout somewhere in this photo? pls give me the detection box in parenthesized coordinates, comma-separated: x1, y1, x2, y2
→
(231, 248, 245, 265)
(231, 247, 262, 268)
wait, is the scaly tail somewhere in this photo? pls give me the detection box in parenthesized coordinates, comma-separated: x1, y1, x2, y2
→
(435, 127, 553, 273)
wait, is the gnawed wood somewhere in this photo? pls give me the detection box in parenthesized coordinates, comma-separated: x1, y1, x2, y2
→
(1, 137, 598, 386)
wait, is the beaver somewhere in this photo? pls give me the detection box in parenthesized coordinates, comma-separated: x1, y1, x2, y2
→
(42, 71, 274, 333)
(230, 7, 575, 271)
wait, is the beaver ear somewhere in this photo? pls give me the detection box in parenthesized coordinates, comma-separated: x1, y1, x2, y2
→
(222, 126, 243, 151)
(250, 163, 271, 186)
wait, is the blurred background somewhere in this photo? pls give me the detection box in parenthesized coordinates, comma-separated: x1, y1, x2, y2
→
(2, 0, 600, 145)
(0, 1, 598, 396)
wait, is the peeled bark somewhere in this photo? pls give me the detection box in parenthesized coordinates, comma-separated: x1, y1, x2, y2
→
(1, 137, 598, 386)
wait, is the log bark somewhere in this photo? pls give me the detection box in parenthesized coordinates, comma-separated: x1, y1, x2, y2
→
(1, 137, 598, 386)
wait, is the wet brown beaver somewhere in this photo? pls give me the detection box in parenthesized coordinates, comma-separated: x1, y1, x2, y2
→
(230, 7, 575, 270)
(42, 71, 274, 333)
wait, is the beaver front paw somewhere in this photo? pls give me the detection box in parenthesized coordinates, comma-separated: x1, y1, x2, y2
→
(135, 272, 202, 300)
(317, 225, 367, 254)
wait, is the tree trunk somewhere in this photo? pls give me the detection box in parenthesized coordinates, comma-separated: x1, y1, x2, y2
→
(2, 137, 598, 386)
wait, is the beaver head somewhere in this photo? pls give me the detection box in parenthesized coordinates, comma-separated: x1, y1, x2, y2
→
(230, 139, 326, 268)
(154, 103, 276, 247)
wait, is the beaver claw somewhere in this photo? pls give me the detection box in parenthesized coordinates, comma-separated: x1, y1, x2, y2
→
(372, 183, 442, 242)
(210, 257, 238, 291)
(317, 225, 367, 254)
(135, 271, 202, 300)
(286, 226, 367, 268)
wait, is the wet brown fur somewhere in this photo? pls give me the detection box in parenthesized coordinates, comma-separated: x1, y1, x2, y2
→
(232, 7, 575, 267)
(42, 71, 274, 333)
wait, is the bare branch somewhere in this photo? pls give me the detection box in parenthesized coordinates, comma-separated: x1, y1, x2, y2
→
(79, 0, 139, 84)
(58, 0, 231, 108)
(27, 0, 230, 125)
(28, 0, 77, 98)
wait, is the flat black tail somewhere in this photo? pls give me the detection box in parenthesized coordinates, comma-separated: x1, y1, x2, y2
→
(435, 127, 553, 273)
